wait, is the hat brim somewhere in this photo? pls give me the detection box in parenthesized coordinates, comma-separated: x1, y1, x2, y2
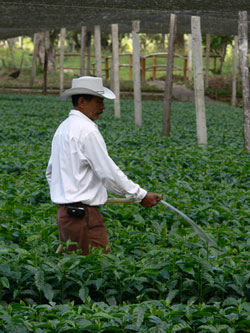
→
(60, 87, 116, 100)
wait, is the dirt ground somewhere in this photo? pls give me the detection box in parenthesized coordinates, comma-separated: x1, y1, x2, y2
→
(148, 80, 227, 106)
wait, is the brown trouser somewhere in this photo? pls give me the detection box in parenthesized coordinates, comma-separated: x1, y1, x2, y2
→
(56, 204, 110, 255)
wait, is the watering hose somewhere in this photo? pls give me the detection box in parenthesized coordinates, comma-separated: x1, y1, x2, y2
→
(160, 200, 220, 250)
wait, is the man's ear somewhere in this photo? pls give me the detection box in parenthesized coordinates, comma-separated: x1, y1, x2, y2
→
(78, 96, 86, 107)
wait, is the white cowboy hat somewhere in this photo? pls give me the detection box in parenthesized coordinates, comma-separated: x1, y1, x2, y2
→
(61, 76, 116, 100)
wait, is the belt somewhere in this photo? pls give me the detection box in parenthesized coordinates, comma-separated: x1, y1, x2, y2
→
(59, 202, 101, 208)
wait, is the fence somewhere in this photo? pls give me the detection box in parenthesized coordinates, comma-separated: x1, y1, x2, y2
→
(56, 52, 221, 81)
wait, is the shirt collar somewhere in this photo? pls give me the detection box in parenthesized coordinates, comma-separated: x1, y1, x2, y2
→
(69, 109, 98, 128)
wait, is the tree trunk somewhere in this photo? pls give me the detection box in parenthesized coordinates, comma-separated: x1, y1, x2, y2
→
(7, 39, 16, 68)
(161, 33, 165, 50)
(86, 31, 92, 75)
(217, 42, 227, 74)
(175, 34, 185, 52)
(37, 30, 58, 73)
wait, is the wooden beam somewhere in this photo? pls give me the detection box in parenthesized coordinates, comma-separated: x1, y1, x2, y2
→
(191, 16, 207, 146)
(238, 11, 250, 153)
(59, 27, 66, 94)
(232, 35, 239, 107)
(188, 34, 193, 84)
(205, 34, 210, 89)
(80, 26, 86, 76)
(132, 20, 142, 126)
(94, 25, 102, 77)
(30, 33, 39, 87)
(163, 14, 177, 137)
(112, 24, 120, 118)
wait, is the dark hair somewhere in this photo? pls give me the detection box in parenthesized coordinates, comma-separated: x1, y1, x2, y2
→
(72, 94, 94, 106)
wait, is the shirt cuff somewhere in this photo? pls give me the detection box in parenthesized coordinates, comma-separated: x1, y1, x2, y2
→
(130, 188, 147, 203)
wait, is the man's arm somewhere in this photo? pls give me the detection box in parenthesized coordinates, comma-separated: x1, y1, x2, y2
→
(84, 131, 161, 204)
(46, 156, 52, 186)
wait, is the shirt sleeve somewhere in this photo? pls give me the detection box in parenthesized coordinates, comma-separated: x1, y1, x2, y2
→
(46, 156, 52, 187)
(83, 130, 147, 202)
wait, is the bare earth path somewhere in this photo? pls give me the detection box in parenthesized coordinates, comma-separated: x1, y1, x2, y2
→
(148, 80, 226, 106)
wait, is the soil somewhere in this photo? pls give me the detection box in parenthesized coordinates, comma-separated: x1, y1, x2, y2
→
(148, 80, 227, 106)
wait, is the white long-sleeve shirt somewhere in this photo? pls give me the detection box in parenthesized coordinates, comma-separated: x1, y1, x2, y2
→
(46, 109, 147, 206)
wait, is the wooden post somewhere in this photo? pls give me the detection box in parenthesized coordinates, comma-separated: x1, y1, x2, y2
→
(112, 24, 120, 118)
(105, 57, 109, 80)
(163, 14, 177, 137)
(80, 26, 86, 76)
(30, 33, 39, 87)
(205, 34, 210, 89)
(94, 25, 102, 77)
(132, 20, 142, 126)
(129, 54, 133, 80)
(153, 55, 156, 80)
(191, 16, 207, 146)
(188, 34, 192, 84)
(59, 28, 66, 94)
(238, 11, 250, 153)
(42, 32, 49, 95)
(140, 57, 146, 82)
(110, 57, 114, 92)
(183, 58, 187, 84)
(232, 35, 239, 107)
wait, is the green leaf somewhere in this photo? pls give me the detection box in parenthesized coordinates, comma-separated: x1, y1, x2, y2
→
(0, 277, 10, 289)
(42, 283, 54, 302)
(35, 270, 45, 291)
(95, 278, 104, 291)
(79, 287, 89, 304)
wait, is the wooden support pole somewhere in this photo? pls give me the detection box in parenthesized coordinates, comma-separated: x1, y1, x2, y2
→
(110, 57, 114, 92)
(59, 28, 66, 94)
(188, 34, 193, 84)
(191, 16, 207, 146)
(129, 54, 133, 80)
(183, 58, 187, 84)
(80, 26, 86, 76)
(30, 33, 39, 87)
(163, 14, 177, 137)
(132, 20, 142, 126)
(94, 25, 102, 77)
(105, 57, 109, 80)
(112, 24, 120, 118)
(238, 11, 250, 153)
(140, 57, 146, 82)
(232, 35, 239, 107)
(42, 32, 49, 95)
(205, 34, 210, 89)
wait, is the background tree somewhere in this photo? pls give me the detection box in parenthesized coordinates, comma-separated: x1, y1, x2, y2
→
(37, 30, 59, 72)
(203, 35, 233, 74)
(174, 34, 185, 53)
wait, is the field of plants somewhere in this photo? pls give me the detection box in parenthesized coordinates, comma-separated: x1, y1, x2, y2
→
(0, 94, 249, 332)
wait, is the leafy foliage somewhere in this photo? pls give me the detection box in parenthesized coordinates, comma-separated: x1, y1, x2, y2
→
(0, 94, 249, 331)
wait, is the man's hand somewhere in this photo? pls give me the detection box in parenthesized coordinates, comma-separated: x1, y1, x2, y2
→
(141, 192, 162, 208)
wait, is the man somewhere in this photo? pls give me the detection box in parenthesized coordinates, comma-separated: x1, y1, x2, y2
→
(46, 76, 162, 255)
